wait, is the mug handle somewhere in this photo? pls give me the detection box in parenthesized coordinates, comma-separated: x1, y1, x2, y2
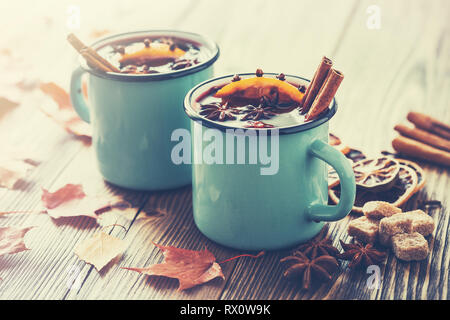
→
(70, 66, 91, 123)
(306, 139, 356, 222)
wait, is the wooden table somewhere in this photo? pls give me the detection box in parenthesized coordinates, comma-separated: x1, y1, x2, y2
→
(0, 0, 448, 300)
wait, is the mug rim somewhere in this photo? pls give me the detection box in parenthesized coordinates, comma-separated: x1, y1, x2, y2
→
(78, 30, 220, 82)
(183, 73, 338, 135)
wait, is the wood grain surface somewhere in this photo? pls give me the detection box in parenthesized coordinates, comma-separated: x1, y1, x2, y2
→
(0, 0, 448, 300)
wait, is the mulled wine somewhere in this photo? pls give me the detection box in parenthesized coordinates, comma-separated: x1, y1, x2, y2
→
(96, 35, 204, 74)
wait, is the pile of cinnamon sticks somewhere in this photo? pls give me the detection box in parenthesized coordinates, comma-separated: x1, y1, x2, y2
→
(392, 112, 450, 167)
(300, 56, 344, 121)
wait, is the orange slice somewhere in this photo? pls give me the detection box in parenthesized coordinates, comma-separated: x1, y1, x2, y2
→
(214, 77, 304, 104)
(396, 158, 426, 192)
(119, 43, 185, 65)
(329, 164, 418, 214)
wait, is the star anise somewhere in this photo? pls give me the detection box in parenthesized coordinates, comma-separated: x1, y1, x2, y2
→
(281, 251, 339, 289)
(199, 102, 237, 121)
(337, 240, 386, 268)
(296, 238, 340, 259)
(241, 104, 277, 121)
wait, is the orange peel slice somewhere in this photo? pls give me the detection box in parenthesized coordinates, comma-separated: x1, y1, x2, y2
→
(119, 43, 185, 65)
(214, 77, 304, 104)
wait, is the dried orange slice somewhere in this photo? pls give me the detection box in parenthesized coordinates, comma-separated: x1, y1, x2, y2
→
(329, 157, 400, 191)
(353, 157, 400, 192)
(119, 42, 185, 66)
(214, 77, 304, 104)
(397, 158, 426, 192)
(345, 148, 366, 163)
(329, 164, 419, 213)
(329, 133, 342, 146)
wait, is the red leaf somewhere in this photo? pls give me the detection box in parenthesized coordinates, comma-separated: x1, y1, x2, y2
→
(42, 184, 85, 209)
(123, 243, 225, 291)
(0, 226, 34, 256)
(39, 82, 91, 143)
(41, 184, 124, 220)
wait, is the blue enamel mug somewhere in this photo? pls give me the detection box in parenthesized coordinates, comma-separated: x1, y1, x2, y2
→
(70, 30, 219, 190)
(183, 73, 356, 250)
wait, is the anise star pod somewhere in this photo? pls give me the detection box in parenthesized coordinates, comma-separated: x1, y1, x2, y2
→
(329, 164, 418, 214)
(295, 238, 340, 259)
(199, 102, 237, 121)
(281, 251, 339, 289)
(337, 240, 386, 269)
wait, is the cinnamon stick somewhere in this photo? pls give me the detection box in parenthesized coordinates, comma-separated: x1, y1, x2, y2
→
(305, 69, 344, 121)
(394, 124, 450, 152)
(79, 50, 111, 73)
(392, 135, 450, 167)
(300, 56, 332, 114)
(67, 33, 120, 73)
(407, 111, 450, 140)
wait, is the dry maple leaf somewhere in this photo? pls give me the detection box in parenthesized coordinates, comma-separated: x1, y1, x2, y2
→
(41, 184, 128, 220)
(74, 231, 127, 271)
(39, 82, 91, 142)
(0, 159, 36, 189)
(123, 243, 225, 291)
(0, 226, 34, 256)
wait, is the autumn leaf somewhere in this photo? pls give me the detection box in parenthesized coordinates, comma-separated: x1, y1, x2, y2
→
(123, 243, 225, 291)
(0, 226, 34, 256)
(0, 159, 36, 189)
(39, 82, 91, 143)
(41, 184, 129, 220)
(0, 96, 18, 121)
(74, 231, 127, 271)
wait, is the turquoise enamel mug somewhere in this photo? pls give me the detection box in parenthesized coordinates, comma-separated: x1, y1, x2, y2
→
(70, 30, 219, 190)
(183, 73, 356, 250)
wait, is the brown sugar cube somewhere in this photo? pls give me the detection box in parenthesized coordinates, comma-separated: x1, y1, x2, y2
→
(392, 232, 429, 261)
(363, 201, 402, 220)
(404, 210, 435, 236)
(348, 216, 380, 244)
(379, 214, 413, 236)
(378, 232, 392, 247)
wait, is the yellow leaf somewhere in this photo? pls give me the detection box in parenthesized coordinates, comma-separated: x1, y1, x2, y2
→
(74, 232, 127, 271)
